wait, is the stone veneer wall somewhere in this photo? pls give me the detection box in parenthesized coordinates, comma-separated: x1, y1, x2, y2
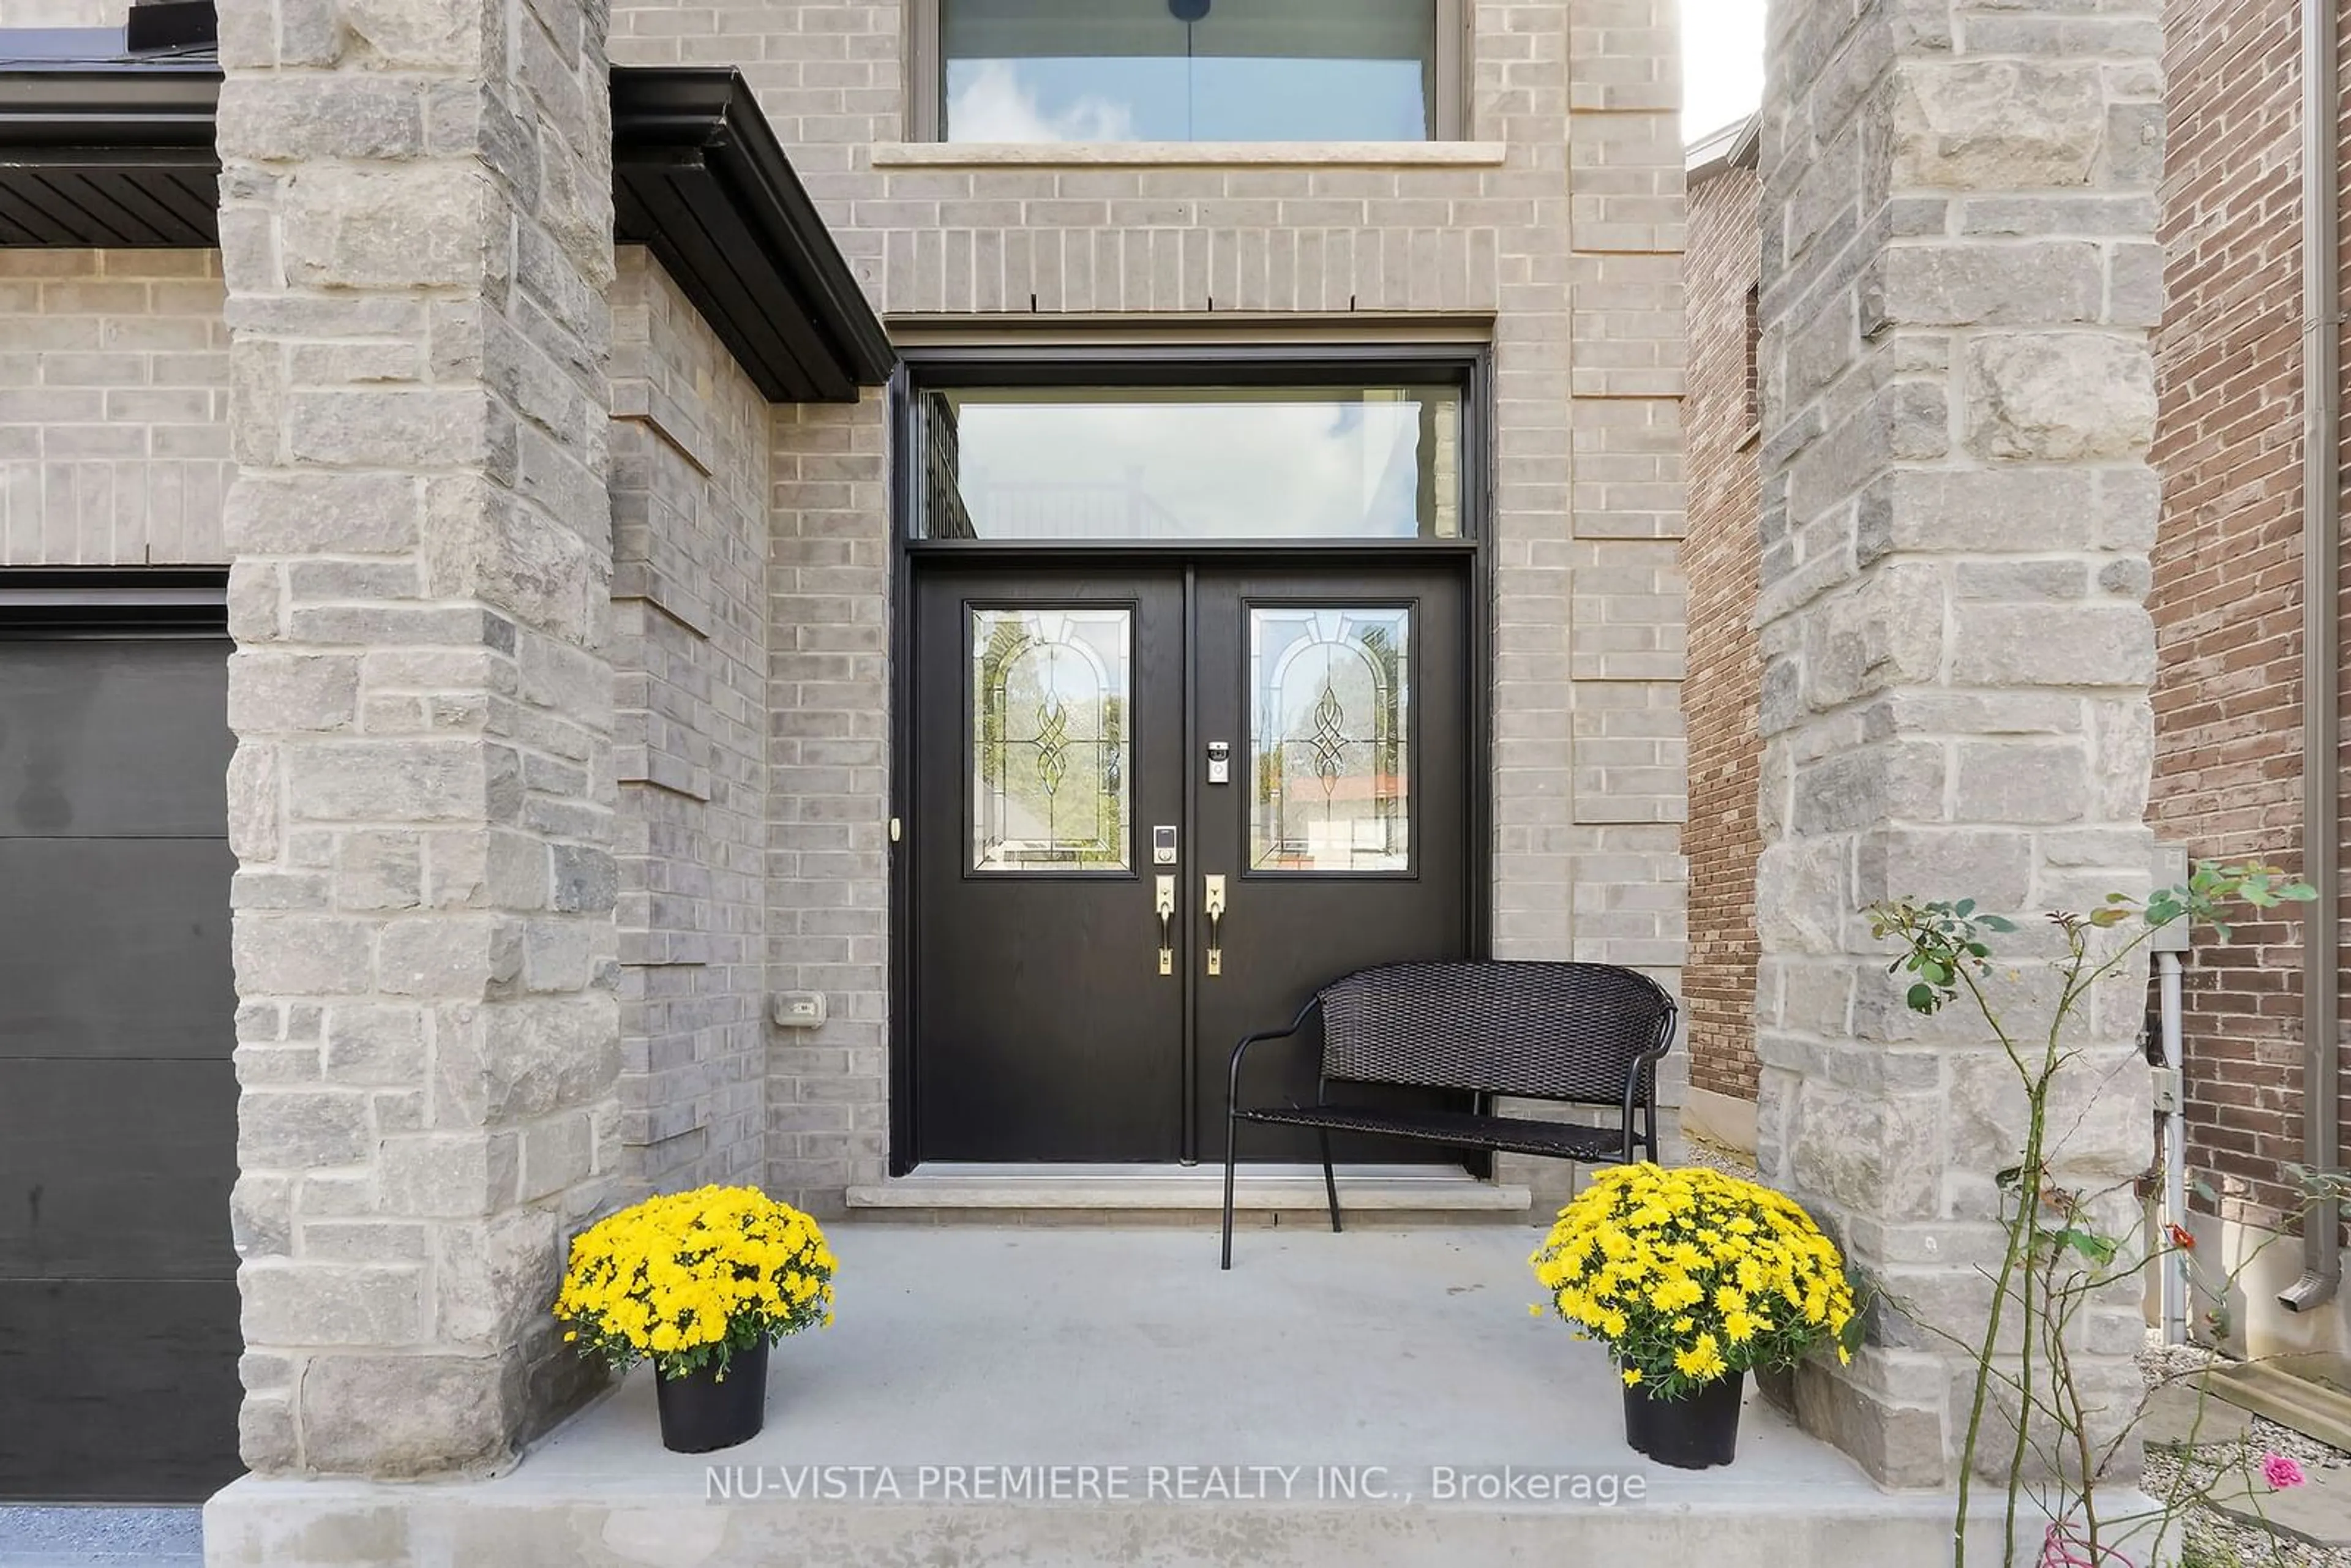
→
(214, 0, 623, 1476)
(1679, 155, 1764, 1130)
(609, 249, 771, 1191)
(1755, 0, 2164, 1486)
(607, 0, 1691, 1213)
(0, 250, 231, 565)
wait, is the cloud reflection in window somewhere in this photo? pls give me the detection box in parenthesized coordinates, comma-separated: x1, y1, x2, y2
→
(928, 388, 1461, 540)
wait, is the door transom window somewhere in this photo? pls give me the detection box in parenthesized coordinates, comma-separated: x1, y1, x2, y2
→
(916, 381, 1464, 542)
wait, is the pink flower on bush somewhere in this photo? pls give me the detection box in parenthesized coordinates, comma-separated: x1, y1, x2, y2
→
(2262, 1452, 2308, 1490)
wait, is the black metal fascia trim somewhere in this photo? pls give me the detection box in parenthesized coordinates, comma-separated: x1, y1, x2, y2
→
(612, 66, 895, 398)
(0, 64, 221, 244)
(0, 59, 896, 403)
(0, 566, 229, 635)
(0, 64, 222, 151)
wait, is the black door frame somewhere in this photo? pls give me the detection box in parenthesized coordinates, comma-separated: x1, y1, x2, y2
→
(885, 343, 1496, 1175)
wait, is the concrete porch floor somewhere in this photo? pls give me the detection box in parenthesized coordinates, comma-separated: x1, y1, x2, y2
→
(209, 1226, 2051, 1567)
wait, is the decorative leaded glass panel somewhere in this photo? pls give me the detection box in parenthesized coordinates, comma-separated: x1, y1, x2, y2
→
(972, 607, 1132, 871)
(1250, 607, 1409, 872)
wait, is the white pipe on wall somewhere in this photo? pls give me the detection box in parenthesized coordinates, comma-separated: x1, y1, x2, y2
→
(2160, 950, 2188, 1345)
(2281, 0, 2342, 1318)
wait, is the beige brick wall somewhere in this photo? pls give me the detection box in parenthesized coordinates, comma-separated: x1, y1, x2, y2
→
(609, 249, 771, 1191)
(0, 250, 231, 567)
(765, 394, 891, 1212)
(1679, 157, 1762, 1110)
(607, 0, 1687, 1204)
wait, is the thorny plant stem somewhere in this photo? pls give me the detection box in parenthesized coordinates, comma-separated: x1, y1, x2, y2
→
(1946, 950, 2033, 1568)
(1948, 917, 2142, 1567)
(1883, 866, 2314, 1565)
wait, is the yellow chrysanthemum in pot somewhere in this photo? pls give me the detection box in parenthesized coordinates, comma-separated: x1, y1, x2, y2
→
(1531, 1163, 1859, 1469)
(555, 1185, 836, 1453)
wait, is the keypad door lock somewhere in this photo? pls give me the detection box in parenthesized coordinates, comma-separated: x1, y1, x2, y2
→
(1207, 741, 1231, 786)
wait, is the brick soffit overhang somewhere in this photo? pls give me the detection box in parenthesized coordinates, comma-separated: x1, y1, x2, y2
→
(0, 36, 896, 403)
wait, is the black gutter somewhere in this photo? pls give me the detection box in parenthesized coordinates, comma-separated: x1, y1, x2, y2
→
(0, 59, 221, 245)
(611, 66, 894, 400)
(0, 52, 892, 401)
(0, 62, 220, 145)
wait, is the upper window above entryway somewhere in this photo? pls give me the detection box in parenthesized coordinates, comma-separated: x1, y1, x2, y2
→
(915, 383, 1464, 540)
(917, 0, 1464, 143)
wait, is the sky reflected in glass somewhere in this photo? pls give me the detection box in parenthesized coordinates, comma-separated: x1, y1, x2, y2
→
(942, 0, 1436, 142)
(946, 58, 1429, 142)
(929, 388, 1461, 541)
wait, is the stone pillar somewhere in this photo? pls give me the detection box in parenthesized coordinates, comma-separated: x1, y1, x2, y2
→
(215, 0, 621, 1477)
(1753, 1, 2163, 1485)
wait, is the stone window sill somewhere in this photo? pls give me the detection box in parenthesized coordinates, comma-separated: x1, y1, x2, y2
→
(870, 141, 1510, 169)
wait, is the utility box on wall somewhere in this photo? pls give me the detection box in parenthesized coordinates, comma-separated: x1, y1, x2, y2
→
(2150, 843, 2191, 953)
(773, 991, 828, 1029)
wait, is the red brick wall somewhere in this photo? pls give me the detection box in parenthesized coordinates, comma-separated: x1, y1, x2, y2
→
(2151, 0, 2349, 1231)
(1679, 158, 1764, 1106)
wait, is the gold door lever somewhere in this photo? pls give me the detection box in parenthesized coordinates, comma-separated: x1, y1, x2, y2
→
(1155, 875, 1176, 976)
(1204, 874, 1226, 977)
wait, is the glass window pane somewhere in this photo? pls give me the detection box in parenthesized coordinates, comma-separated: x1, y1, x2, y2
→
(942, 0, 1436, 143)
(922, 384, 1462, 541)
(1250, 607, 1409, 872)
(972, 607, 1133, 872)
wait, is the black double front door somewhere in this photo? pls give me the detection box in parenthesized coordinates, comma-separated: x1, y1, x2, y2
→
(909, 558, 1472, 1164)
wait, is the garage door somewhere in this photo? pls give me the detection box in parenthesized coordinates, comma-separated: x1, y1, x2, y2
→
(0, 622, 241, 1501)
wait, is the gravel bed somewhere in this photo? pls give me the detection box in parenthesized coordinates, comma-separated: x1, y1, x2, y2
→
(0, 1506, 203, 1564)
(1672, 1130, 1761, 1182)
(2139, 1341, 2351, 1567)
(1658, 1149, 2345, 1564)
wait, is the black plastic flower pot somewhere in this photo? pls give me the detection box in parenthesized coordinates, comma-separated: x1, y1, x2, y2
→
(1621, 1368, 1743, 1469)
(654, 1338, 770, 1454)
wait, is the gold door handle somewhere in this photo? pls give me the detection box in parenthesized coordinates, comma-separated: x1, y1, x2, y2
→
(1204, 874, 1226, 977)
(1155, 876, 1176, 976)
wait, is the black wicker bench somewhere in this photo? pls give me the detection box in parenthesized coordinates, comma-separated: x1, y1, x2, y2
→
(1220, 960, 1677, 1268)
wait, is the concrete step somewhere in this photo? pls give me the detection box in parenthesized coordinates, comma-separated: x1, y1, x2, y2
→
(203, 1226, 2162, 1568)
(2204, 1357, 2351, 1454)
(846, 1163, 1534, 1220)
(204, 1476, 2159, 1567)
(2138, 1378, 2259, 1452)
(2205, 1466, 2351, 1551)
(2155, 1360, 2351, 1553)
